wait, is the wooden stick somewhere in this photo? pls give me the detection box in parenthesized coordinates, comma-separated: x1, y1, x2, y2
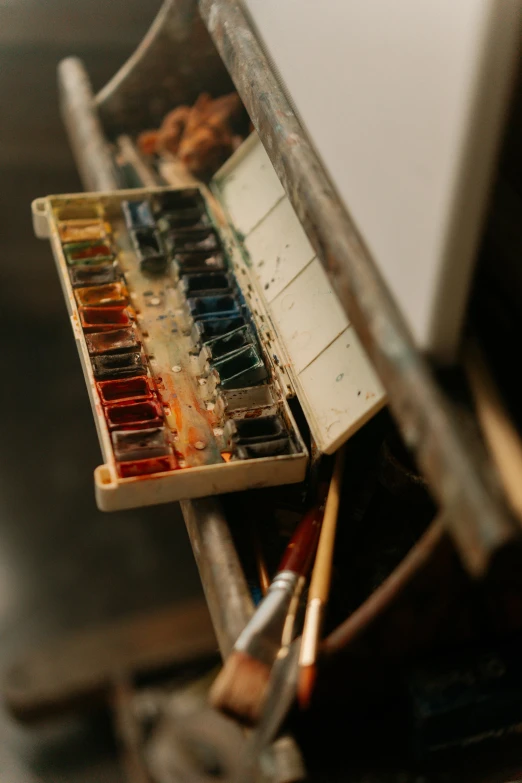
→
(298, 446, 345, 707)
(309, 448, 345, 603)
(465, 341, 522, 523)
(252, 522, 271, 596)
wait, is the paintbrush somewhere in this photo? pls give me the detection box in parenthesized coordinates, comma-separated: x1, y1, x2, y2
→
(465, 340, 522, 524)
(234, 637, 303, 783)
(209, 504, 323, 725)
(298, 446, 345, 709)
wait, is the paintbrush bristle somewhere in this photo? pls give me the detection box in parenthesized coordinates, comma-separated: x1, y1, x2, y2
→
(297, 664, 316, 710)
(209, 650, 271, 725)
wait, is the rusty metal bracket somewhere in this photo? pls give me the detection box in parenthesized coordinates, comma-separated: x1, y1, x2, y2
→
(96, 0, 234, 136)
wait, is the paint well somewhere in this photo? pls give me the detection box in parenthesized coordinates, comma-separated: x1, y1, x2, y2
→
(97, 376, 153, 404)
(204, 325, 254, 360)
(131, 228, 167, 274)
(165, 227, 220, 254)
(212, 344, 267, 388)
(75, 282, 128, 308)
(157, 208, 209, 232)
(153, 188, 205, 214)
(122, 200, 155, 230)
(59, 219, 109, 244)
(188, 294, 239, 320)
(105, 399, 163, 429)
(91, 351, 145, 380)
(79, 306, 132, 332)
(173, 252, 226, 275)
(111, 427, 171, 462)
(65, 241, 114, 265)
(192, 315, 246, 342)
(69, 263, 120, 288)
(181, 273, 233, 297)
(55, 204, 99, 221)
(85, 327, 139, 356)
(117, 454, 177, 478)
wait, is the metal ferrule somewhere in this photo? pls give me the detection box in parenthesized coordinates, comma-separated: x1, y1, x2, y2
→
(281, 574, 306, 648)
(299, 598, 324, 667)
(234, 570, 299, 665)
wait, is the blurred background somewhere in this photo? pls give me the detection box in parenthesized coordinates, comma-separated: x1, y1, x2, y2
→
(0, 2, 204, 780)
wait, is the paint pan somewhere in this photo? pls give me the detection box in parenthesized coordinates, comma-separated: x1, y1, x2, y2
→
(111, 427, 171, 461)
(223, 414, 293, 459)
(216, 385, 277, 415)
(55, 204, 100, 221)
(64, 241, 114, 266)
(131, 228, 167, 274)
(79, 306, 132, 332)
(211, 344, 268, 388)
(91, 351, 146, 380)
(117, 454, 177, 478)
(233, 438, 294, 459)
(172, 252, 226, 276)
(191, 315, 246, 344)
(180, 272, 234, 298)
(157, 208, 209, 233)
(75, 282, 128, 308)
(225, 415, 287, 443)
(188, 294, 240, 321)
(69, 263, 120, 288)
(214, 385, 278, 422)
(59, 219, 109, 244)
(97, 376, 153, 404)
(164, 227, 220, 255)
(85, 327, 139, 356)
(153, 188, 205, 214)
(105, 399, 163, 429)
(122, 199, 155, 230)
(203, 325, 255, 360)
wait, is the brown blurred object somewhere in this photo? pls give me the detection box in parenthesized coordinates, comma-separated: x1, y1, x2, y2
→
(138, 92, 245, 178)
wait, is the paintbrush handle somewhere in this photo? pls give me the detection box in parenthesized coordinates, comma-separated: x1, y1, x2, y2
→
(307, 447, 345, 603)
(465, 341, 522, 522)
(278, 506, 323, 576)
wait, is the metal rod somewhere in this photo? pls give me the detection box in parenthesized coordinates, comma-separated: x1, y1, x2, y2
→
(58, 57, 120, 192)
(198, 0, 521, 577)
(181, 497, 254, 658)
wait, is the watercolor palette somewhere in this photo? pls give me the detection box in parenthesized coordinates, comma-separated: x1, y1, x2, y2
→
(33, 186, 307, 510)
